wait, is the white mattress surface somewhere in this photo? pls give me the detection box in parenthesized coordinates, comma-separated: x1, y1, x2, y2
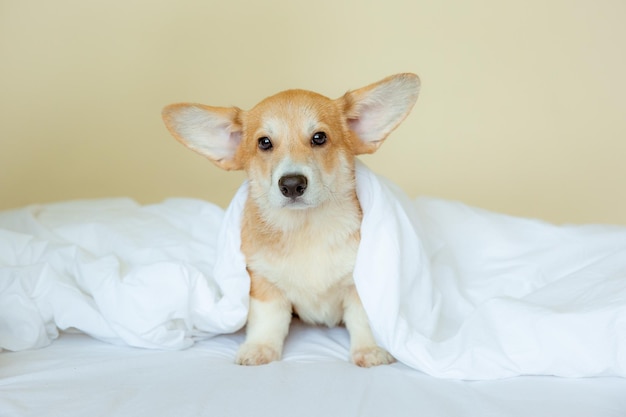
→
(1, 320, 626, 417)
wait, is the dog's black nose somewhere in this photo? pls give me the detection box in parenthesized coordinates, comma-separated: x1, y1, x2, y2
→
(278, 175, 308, 198)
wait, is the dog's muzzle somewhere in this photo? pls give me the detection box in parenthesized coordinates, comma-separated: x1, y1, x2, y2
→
(278, 174, 308, 198)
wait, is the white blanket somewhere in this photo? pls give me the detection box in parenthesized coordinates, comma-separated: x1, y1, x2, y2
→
(0, 198, 249, 351)
(1, 162, 625, 379)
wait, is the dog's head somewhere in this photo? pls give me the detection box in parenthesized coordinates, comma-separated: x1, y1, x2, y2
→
(162, 73, 419, 212)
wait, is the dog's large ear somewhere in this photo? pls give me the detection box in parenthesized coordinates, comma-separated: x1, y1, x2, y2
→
(340, 73, 420, 154)
(162, 103, 243, 170)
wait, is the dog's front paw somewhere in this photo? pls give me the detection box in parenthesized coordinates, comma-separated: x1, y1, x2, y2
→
(351, 346, 395, 368)
(235, 343, 281, 366)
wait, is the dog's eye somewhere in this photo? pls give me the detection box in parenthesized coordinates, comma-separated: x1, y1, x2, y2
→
(311, 132, 327, 147)
(258, 137, 273, 151)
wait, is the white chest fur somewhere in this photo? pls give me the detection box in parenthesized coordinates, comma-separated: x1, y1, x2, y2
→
(245, 203, 361, 327)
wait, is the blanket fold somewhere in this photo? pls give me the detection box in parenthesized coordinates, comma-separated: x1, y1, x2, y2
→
(0, 198, 248, 351)
(1, 163, 625, 379)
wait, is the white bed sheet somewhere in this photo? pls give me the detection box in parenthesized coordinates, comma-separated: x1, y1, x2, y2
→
(1, 320, 625, 417)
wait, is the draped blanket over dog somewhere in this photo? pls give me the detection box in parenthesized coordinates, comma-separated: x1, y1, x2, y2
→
(1, 162, 625, 379)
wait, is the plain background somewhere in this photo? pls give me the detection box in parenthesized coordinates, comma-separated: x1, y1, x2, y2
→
(1, 0, 624, 224)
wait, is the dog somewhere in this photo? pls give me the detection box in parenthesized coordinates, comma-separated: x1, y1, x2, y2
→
(162, 73, 420, 367)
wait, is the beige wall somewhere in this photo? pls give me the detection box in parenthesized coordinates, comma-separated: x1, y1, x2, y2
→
(1, 0, 625, 224)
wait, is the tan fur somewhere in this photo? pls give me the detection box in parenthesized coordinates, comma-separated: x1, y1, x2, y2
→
(248, 270, 282, 303)
(162, 73, 420, 367)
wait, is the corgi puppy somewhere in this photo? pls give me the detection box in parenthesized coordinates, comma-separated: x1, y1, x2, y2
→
(162, 73, 420, 367)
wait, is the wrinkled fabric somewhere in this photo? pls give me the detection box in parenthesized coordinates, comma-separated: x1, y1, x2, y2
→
(1, 162, 626, 379)
(350, 163, 626, 379)
(0, 198, 248, 351)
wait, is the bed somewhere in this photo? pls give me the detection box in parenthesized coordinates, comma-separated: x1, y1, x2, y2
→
(2, 166, 626, 416)
(2, 322, 626, 417)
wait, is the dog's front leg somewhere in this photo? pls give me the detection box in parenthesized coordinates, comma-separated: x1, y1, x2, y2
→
(236, 274, 292, 366)
(343, 287, 395, 367)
